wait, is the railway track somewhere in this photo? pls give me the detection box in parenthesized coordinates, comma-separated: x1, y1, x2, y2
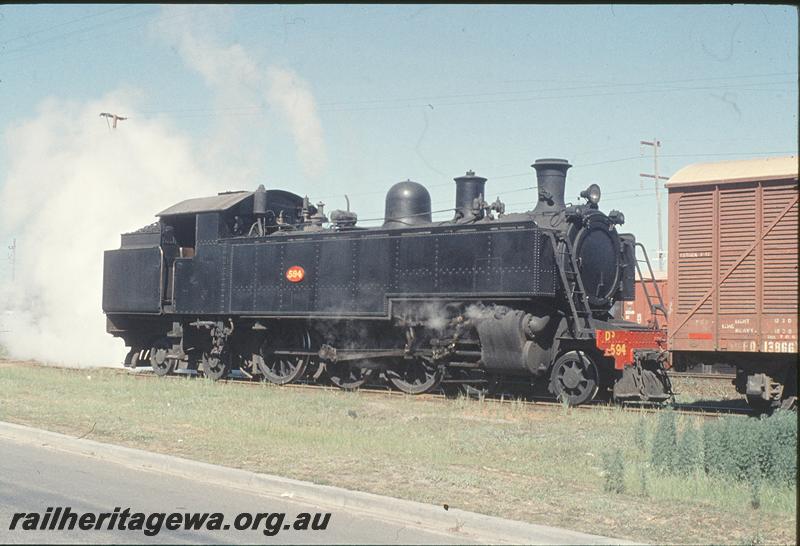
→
(124, 367, 751, 418)
(669, 372, 736, 381)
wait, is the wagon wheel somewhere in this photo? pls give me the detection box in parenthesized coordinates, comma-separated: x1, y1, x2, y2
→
(386, 357, 443, 395)
(327, 362, 374, 390)
(201, 349, 231, 381)
(257, 327, 311, 385)
(149, 338, 177, 377)
(549, 350, 599, 406)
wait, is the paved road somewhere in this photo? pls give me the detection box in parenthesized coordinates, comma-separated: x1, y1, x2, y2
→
(0, 439, 474, 544)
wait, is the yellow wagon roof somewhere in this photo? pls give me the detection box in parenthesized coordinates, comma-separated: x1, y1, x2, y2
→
(666, 155, 798, 188)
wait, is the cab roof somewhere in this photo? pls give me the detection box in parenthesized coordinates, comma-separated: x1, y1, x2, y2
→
(156, 191, 250, 217)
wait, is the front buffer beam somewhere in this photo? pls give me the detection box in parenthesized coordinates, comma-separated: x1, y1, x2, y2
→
(595, 328, 672, 402)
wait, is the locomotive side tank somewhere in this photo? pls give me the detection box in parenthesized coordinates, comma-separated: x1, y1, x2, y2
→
(103, 157, 671, 405)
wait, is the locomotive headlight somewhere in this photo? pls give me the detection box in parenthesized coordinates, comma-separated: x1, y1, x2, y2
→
(580, 184, 601, 205)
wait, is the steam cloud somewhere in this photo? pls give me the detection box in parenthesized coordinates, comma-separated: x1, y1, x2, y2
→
(154, 6, 327, 178)
(0, 93, 216, 366)
(0, 7, 327, 366)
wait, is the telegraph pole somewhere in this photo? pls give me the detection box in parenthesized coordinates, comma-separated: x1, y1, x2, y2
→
(7, 238, 15, 283)
(640, 139, 669, 272)
(99, 112, 128, 130)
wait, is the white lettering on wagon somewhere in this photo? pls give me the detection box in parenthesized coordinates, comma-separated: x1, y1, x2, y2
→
(763, 341, 796, 353)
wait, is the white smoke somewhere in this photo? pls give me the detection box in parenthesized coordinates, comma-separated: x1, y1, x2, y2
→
(0, 92, 217, 366)
(153, 6, 327, 178)
(465, 303, 508, 322)
(415, 302, 451, 332)
(265, 66, 327, 178)
(0, 7, 328, 366)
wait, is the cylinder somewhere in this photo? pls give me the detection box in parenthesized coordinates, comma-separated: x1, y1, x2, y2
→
(453, 170, 487, 221)
(253, 184, 268, 216)
(531, 158, 570, 225)
(383, 180, 432, 228)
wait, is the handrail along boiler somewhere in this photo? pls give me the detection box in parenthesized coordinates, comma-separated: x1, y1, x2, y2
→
(102, 157, 671, 405)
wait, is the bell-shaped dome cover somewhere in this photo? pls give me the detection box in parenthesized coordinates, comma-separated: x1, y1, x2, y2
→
(383, 180, 432, 228)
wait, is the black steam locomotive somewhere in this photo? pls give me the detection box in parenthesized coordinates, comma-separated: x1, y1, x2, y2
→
(103, 158, 671, 405)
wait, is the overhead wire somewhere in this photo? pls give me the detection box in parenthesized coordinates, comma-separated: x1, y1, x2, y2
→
(313, 147, 797, 206)
(131, 75, 797, 118)
(0, 5, 133, 45)
(354, 184, 651, 222)
(318, 82, 796, 113)
(133, 72, 797, 116)
(134, 83, 796, 118)
(0, 7, 159, 58)
(0, 6, 217, 65)
(319, 75, 796, 109)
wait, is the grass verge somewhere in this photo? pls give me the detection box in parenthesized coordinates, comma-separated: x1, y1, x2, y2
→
(0, 362, 795, 545)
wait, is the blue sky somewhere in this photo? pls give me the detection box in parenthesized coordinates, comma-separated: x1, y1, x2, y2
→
(0, 4, 797, 279)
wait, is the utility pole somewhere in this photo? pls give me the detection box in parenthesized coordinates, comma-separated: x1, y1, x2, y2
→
(99, 112, 128, 130)
(640, 139, 669, 272)
(7, 238, 15, 283)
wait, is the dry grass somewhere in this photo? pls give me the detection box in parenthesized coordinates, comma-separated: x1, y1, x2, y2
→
(669, 375, 743, 405)
(0, 361, 795, 545)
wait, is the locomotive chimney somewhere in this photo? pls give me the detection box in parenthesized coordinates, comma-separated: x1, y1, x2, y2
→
(531, 158, 570, 225)
(453, 170, 487, 221)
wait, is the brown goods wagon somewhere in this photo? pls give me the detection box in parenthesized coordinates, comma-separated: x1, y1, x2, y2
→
(666, 156, 798, 406)
(617, 272, 670, 328)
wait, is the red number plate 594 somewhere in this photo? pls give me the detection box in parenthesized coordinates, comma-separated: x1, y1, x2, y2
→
(285, 265, 305, 283)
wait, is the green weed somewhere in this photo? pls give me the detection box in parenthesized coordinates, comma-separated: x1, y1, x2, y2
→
(702, 411, 797, 486)
(748, 467, 762, 510)
(637, 464, 649, 497)
(675, 422, 703, 476)
(634, 416, 648, 453)
(601, 449, 626, 494)
(651, 409, 677, 472)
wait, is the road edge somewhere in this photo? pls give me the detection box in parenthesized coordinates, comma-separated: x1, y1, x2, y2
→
(0, 420, 636, 545)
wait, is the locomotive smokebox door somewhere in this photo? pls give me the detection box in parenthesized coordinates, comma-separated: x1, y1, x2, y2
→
(567, 211, 621, 308)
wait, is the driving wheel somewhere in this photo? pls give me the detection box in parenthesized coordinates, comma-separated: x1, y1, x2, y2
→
(550, 350, 599, 406)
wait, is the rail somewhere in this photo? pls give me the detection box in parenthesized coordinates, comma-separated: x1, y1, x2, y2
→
(124, 367, 751, 418)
